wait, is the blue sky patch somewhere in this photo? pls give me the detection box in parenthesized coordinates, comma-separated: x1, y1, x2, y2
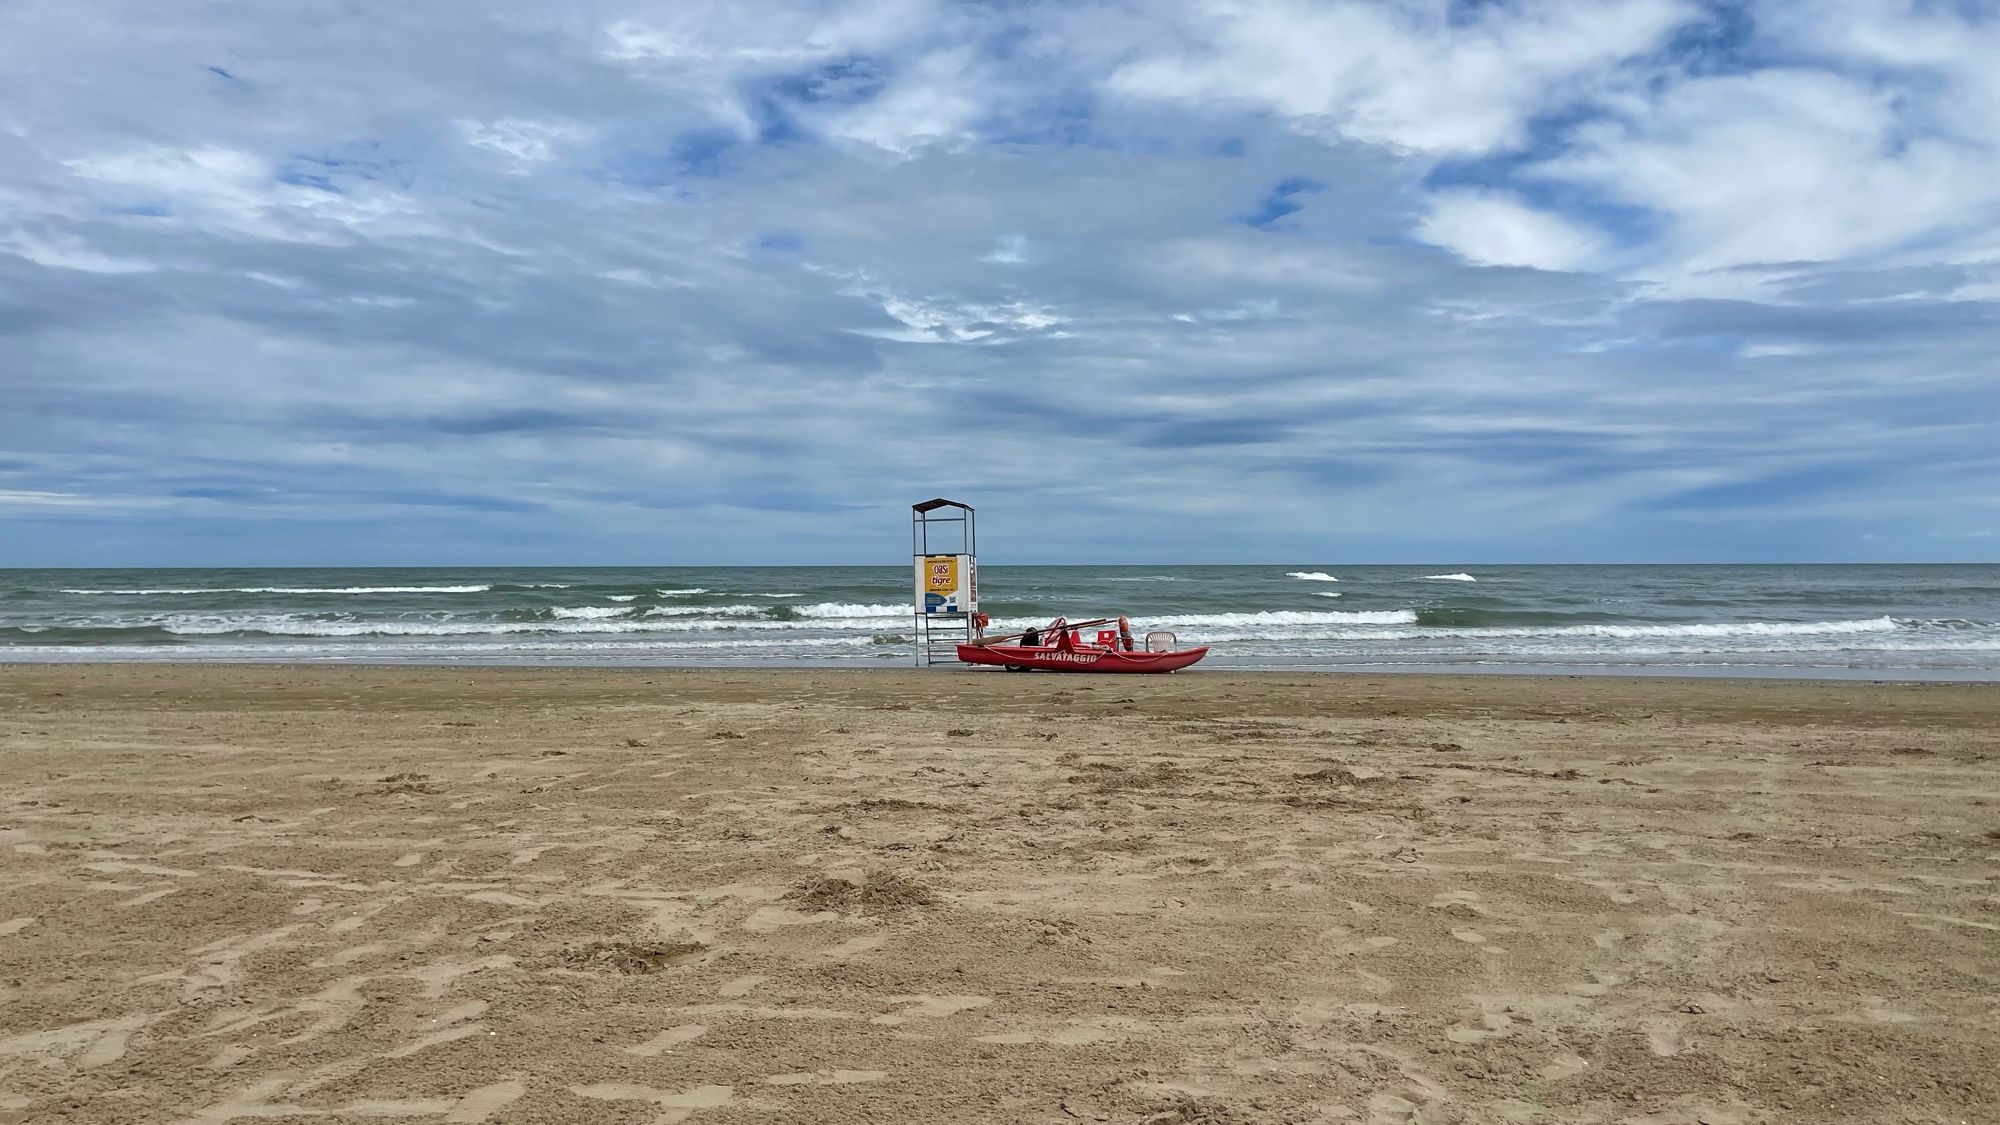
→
(1241, 177, 1325, 229)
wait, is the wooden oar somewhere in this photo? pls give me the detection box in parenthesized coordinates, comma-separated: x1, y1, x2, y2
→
(966, 618, 1115, 647)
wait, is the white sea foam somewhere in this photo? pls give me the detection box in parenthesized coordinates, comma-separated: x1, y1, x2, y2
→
(1525, 617, 1896, 639)
(1423, 574, 1477, 582)
(1090, 610, 1418, 628)
(62, 585, 493, 595)
(149, 615, 732, 637)
(1313, 591, 1343, 598)
(607, 595, 638, 602)
(656, 588, 709, 596)
(62, 589, 221, 595)
(641, 605, 765, 618)
(1168, 616, 1906, 645)
(793, 602, 909, 618)
(1286, 571, 1339, 582)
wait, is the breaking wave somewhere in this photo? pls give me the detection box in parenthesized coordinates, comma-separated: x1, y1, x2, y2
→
(1144, 609, 1418, 627)
(550, 606, 628, 620)
(1423, 573, 1477, 582)
(790, 602, 908, 618)
(61, 585, 495, 595)
(1285, 571, 1339, 582)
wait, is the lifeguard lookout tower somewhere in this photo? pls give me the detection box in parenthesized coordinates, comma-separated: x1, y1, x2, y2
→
(911, 498, 977, 666)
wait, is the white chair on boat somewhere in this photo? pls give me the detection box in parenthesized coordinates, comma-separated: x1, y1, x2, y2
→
(1146, 631, 1177, 652)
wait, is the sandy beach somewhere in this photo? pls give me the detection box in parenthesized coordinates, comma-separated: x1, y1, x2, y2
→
(1, 665, 1995, 1124)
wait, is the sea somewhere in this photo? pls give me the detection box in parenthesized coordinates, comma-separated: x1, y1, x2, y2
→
(3, 564, 1999, 680)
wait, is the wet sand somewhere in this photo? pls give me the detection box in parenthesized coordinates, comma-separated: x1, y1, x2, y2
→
(1, 665, 1996, 1124)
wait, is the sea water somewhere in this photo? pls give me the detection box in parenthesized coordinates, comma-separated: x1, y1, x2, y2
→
(3, 564, 1998, 679)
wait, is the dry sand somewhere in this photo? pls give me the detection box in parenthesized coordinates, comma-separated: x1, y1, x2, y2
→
(1, 665, 1996, 1124)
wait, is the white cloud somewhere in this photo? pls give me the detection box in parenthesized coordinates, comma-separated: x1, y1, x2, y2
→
(1545, 68, 2000, 274)
(65, 145, 272, 220)
(1106, 0, 1691, 155)
(457, 117, 590, 166)
(979, 235, 1028, 264)
(59, 144, 443, 244)
(0, 489, 166, 509)
(820, 48, 985, 154)
(1, 230, 154, 273)
(1418, 190, 1605, 271)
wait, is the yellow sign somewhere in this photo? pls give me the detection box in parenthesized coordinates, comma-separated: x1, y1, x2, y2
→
(925, 556, 959, 593)
(916, 554, 975, 614)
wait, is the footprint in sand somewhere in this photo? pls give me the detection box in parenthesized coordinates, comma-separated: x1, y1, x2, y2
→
(1323, 928, 1399, 956)
(1366, 1089, 1437, 1125)
(1350, 967, 1396, 995)
(139, 925, 302, 997)
(870, 995, 991, 1025)
(405, 956, 515, 998)
(817, 932, 889, 961)
(1539, 1052, 1591, 1079)
(384, 1023, 488, 1058)
(1568, 970, 1621, 998)
(626, 1025, 708, 1057)
(445, 1079, 526, 1122)
(1645, 1020, 1685, 1056)
(0, 918, 35, 936)
(1583, 880, 1642, 905)
(742, 906, 838, 931)
(84, 860, 200, 878)
(1444, 1011, 1514, 1045)
(717, 975, 768, 997)
(570, 1082, 732, 1124)
(0, 1014, 147, 1069)
(977, 1016, 1151, 1046)
(202, 1045, 255, 1071)
(765, 1070, 887, 1086)
(463, 890, 543, 908)
(1428, 890, 1489, 916)
(1448, 928, 1486, 944)
(312, 942, 389, 968)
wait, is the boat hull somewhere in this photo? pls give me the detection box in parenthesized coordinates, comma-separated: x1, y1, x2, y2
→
(955, 643, 1209, 673)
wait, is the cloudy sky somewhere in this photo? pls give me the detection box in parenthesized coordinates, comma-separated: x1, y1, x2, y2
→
(2, 0, 1995, 566)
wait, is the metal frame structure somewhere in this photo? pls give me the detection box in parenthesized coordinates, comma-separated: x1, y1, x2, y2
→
(911, 498, 976, 666)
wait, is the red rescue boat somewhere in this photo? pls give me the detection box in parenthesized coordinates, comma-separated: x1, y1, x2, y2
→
(956, 616, 1208, 674)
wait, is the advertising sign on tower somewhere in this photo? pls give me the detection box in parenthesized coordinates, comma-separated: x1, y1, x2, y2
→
(916, 554, 977, 614)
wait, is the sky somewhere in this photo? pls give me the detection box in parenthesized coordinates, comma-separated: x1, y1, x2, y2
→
(1, 0, 1996, 566)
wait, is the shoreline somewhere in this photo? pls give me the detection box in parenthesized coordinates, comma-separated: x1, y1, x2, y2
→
(4, 653, 1999, 683)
